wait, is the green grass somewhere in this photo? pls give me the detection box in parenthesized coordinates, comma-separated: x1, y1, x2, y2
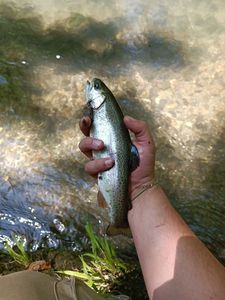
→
(2, 225, 132, 296)
(4, 236, 30, 268)
(58, 223, 129, 294)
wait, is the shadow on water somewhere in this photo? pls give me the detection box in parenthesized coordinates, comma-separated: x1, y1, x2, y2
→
(0, 3, 189, 64)
(0, 2, 190, 133)
(0, 5, 189, 67)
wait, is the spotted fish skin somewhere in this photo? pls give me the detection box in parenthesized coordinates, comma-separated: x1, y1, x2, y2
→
(85, 78, 139, 229)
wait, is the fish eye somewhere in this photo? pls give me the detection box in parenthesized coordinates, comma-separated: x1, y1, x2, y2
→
(94, 81, 100, 89)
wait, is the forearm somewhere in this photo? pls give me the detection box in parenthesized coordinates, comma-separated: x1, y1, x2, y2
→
(79, 115, 225, 299)
(128, 185, 225, 300)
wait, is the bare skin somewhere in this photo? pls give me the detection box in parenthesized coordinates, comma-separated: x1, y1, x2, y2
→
(79, 116, 225, 300)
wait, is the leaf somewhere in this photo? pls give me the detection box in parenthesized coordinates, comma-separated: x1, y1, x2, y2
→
(57, 270, 90, 280)
(56, 223, 129, 295)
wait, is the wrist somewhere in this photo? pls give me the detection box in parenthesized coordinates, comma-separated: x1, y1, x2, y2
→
(130, 178, 157, 203)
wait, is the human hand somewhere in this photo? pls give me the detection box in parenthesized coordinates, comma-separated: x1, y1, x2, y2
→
(123, 116, 155, 198)
(78, 116, 114, 177)
(79, 115, 155, 199)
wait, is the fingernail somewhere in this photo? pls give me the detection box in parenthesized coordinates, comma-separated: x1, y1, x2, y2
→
(105, 158, 114, 167)
(92, 139, 103, 149)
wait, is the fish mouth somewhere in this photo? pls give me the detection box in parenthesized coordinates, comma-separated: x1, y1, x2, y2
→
(85, 80, 92, 103)
(87, 99, 92, 107)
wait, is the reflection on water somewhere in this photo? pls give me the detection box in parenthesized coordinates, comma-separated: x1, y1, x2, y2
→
(0, 0, 225, 266)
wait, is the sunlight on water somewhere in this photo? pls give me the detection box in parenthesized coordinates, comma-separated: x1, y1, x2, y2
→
(0, 0, 225, 265)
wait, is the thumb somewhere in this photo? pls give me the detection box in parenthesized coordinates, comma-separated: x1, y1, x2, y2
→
(124, 116, 153, 145)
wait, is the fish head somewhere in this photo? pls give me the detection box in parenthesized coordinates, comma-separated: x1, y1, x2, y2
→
(86, 78, 108, 109)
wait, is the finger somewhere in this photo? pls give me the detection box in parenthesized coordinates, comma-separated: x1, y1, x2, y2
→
(85, 157, 114, 176)
(79, 137, 104, 158)
(79, 116, 92, 136)
(124, 116, 154, 145)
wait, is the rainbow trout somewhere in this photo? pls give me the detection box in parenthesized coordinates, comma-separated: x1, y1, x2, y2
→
(85, 78, 139, 235)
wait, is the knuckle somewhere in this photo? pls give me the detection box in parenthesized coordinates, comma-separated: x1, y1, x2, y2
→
(84, 159, 103, 175)
(80, 137, 92, 150)
(143, 122, 150, 134)
(95, 159, 105, 170)
(138, 120, 148, 130)
(84, 162, 93, 173)
(84, 157, 111, 176)
(141, 121, 148, 129)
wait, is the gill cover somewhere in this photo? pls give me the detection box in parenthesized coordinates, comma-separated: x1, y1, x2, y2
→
(86, 78, 106, 109)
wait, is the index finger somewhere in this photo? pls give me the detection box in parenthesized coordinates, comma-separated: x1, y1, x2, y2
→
(79, 116, 92, 136)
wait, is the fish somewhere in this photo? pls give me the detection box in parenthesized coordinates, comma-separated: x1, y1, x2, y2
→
(85, 78, 139, 235)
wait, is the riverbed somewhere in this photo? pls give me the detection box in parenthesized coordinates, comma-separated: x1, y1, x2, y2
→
(0, 0, 224, 269)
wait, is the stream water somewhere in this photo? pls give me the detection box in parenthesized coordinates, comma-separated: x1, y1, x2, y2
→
(0, 0, 225, 268)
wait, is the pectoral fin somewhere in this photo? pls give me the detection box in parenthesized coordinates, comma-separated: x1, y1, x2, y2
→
(129, 144, 140, 172)
(97, 190, 108, 209)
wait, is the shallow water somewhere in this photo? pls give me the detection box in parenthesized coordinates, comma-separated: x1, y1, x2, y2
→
(0, 0, 225, 267)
